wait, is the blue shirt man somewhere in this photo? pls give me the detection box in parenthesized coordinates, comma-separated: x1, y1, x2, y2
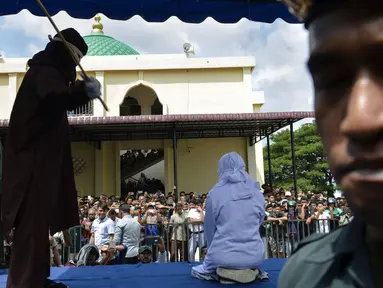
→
(90, 203, 115, 247)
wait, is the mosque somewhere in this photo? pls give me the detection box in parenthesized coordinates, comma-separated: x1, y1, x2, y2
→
(0, 15, 265, 198)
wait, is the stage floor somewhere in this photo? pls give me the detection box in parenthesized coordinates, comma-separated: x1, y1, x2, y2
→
(0, 259, 286, 287)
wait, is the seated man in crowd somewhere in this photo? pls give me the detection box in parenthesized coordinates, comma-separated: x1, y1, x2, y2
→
(191, 152, 268, 284)
(137, 237, 167, 264)
(67, 244, 119, 266)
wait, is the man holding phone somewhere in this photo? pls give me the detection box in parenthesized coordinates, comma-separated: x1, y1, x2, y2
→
(138, 237, 167, 264)
(188, 201, 205, 262)
(142, 204, 162, 260)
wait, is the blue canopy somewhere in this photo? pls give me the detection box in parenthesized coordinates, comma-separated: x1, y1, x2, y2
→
(1, 0, 298, 24)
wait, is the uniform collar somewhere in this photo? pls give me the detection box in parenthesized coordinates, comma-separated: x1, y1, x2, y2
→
(334, 215, 365, 255)
(337, 216, 375, 288)
(304, 216, 374, 287)
(303, 216, 364, 263)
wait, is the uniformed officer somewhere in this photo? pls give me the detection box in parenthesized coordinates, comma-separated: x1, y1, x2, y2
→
(278, 1, 383, 287)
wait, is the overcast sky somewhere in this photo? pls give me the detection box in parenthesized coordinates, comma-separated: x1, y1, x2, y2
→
(0, 10, 314, 127)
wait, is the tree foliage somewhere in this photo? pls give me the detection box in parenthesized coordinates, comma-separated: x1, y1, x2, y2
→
(263, 122, 336, 193)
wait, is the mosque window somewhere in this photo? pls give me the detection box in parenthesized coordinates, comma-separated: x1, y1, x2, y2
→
(120, 96, 141, 116)
(151, 98, 163, 115)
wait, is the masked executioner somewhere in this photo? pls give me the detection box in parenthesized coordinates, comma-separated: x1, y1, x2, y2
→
(1, 28, 102, 288)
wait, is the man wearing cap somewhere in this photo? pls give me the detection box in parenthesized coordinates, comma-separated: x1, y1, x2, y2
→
(278, 1, 383, 287)
(138, 237, 167, 264)
(284, 191, 292, 201)
(1, 28, 101, 288)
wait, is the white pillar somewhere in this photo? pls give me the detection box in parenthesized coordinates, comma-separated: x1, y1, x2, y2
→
(247, 138, 265, 185)
(242, 68, 253, 112)
(255, 140, 265, 185)
(8, 73, 17, 102)
(94, 71, 105, 117)
(247, 138, 257, 180)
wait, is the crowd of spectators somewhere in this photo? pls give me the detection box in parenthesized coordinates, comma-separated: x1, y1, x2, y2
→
(120, 149, 164, 175)
(2, 183, 353, 268)
(260, 185, 353, 258)
(121, 173, 165, 198)
(47, 189, 208, 268)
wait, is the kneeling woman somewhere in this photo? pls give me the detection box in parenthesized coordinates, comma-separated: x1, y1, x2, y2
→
(191, 152, 268, 284)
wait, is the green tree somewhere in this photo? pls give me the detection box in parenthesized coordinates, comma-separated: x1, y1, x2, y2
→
(263, 122, 336, 193)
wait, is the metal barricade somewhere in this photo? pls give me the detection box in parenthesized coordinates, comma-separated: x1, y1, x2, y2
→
(166, 222, 205, 263)
(57, 222, 207, 264)
(54, 217, 353, 265)
(140, 222, 206, 263)
(262, 218, 351, 258)
(55, 226, 84, 264)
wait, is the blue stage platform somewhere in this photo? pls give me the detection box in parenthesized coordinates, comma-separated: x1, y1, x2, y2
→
(0, 259, 286, 287)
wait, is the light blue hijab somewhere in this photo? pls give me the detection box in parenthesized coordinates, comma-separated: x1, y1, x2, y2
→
(194, 152, 265, 274)
(215, 152, 261, 198)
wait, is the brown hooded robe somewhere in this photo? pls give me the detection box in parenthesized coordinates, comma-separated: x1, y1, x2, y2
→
(1, 40, 90, 288)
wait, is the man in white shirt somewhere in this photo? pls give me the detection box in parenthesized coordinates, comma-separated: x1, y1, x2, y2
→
(114, 204, 141, 264)
(187, 201, 205, 262)
(90, 203, 115, 247)
(306, 201, 331, 234)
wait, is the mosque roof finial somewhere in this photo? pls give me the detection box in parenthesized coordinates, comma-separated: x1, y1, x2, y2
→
(92, 14, 104, 34)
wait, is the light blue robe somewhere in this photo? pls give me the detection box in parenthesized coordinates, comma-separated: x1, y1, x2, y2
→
(192, 152, 265, 278)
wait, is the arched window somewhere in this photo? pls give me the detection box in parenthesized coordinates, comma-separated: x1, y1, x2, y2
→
(120, 96, 141, 116)
(151, 98, 163, 115)
(120, 84, 163, 116)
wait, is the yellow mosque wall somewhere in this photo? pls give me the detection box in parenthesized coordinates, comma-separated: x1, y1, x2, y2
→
(71, 142, 96, 196)
(104, 68, 247, 116)
(174, 138, 248, 194)
(16, 73, 25, 90)
(72, 137, 252, 197)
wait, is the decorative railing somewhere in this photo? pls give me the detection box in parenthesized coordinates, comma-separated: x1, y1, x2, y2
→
(68, 100, 94, 117)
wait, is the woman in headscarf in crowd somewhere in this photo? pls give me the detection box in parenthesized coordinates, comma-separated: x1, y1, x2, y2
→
(191, 152, 269, 284)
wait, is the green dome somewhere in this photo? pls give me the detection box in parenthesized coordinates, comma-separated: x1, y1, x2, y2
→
(83, 15, 140, 56)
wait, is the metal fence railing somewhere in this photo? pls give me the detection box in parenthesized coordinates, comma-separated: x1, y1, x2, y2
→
(67, 100, 94, 117)
(261, 218, 351, 258)
(50, 218, 352, 266)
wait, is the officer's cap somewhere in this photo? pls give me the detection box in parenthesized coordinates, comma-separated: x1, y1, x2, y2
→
(279, 0, 347, 28)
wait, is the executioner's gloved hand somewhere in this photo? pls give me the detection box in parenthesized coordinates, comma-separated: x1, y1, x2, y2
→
(80, 72, 102, 100)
